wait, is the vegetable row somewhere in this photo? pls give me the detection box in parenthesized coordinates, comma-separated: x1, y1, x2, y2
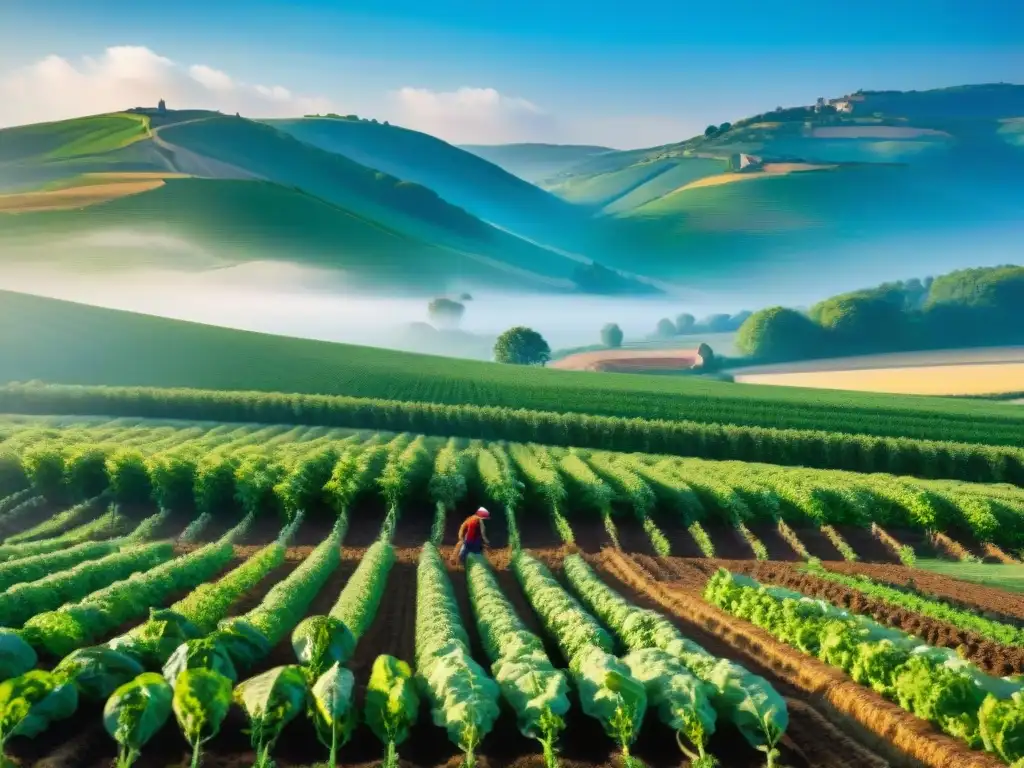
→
(705, 568, 1024, 764)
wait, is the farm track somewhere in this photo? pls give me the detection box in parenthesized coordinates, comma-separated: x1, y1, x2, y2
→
(718, 559, 1024, 676)
(9, 509, 1018, 768)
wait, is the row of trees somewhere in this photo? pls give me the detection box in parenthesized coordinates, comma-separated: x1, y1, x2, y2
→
(735, 266, 1024, 361)
(654, 311, 752, 339)
(596, 312, 753, 351)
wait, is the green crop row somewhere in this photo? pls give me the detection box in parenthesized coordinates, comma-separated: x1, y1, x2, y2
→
(1, 382, 1021, 483)
(804, 562, 1024, 646)
(706, 569, 1024, 765)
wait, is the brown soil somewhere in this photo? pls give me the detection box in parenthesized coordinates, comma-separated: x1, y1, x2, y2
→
(704, 523, 751, 559)
(795, 527, 844, 561)
(611, 516, 656, 556)
(835, 525, 898, 563)
(747, 523, 801, 561)
(598, 551, 1001, 768)
(653, 516, 705, 557)
(7, 515, 1003, 768)
(722, 559, 1024, 676)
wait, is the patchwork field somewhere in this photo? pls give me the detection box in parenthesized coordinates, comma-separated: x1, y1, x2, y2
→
(0, 174, 173, 213)
(0, 415, 1022, 767)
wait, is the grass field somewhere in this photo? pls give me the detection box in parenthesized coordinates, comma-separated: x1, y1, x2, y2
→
(2, 290, 1023, 448)
(0, 114, 149, 164)
(735, 361, 1024, 396)
(916, 559, 1024, 592)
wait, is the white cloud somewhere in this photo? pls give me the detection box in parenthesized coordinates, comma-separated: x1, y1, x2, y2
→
(390, 86, 560, 145)
(0, 45, 335, 127)
(188, 64, 233, 92)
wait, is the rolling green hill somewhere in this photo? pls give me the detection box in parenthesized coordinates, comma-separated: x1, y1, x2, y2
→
(1, 290, 1022, 447)
(266, 116, 589, 247)
(457, 142, 615, 182)
(0, 178, 557, 291)
(2, 84, 1023, 294)
(541, 84, 1024, 284)
(0, 113, 654, 293)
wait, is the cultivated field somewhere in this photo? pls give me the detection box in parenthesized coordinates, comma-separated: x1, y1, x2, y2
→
(671, 162, 838, 193)
(732, 348, 1024, 396)
(0, 176, 169, 213)
(550, 348, 701, 372)
(4, 292, 1024, 451)
(0, 416, 1023, 767)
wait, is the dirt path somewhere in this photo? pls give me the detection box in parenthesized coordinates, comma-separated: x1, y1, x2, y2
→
(148, 118, 263, 180)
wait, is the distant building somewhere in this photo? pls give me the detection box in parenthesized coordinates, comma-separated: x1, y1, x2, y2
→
(830, 98, 854, 113)
(126, 99, 169, 116)
(735, 153, 764, 172)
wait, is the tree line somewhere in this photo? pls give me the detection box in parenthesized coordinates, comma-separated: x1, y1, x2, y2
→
(735, 266, 1024, 361)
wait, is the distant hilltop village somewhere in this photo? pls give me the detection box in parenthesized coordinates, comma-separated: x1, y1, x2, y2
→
(814, 94, 861, 113)
(126, 99, 168, 116)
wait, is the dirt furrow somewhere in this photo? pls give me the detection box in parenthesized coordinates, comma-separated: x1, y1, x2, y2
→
(826, 561, 1024, 623)
(597, 550, 1001, 768)
(722, 560, 1024, 676)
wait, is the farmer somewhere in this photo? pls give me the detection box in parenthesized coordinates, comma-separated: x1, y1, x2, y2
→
(455, 506, 491, 566)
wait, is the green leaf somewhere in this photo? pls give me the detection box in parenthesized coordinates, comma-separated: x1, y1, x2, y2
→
(163, 636, 238, 688)
(53, 646, 144, 702)
(0, 630, 37, 681)
(215, 618, 272, 671)
(102, 673, 172, 767)
(172, 669, 232, 753)
(291, 616, 355, 677)
(0, 670, 78, 746)
(234, 666, 308, 762)
(310, 662, 357, 762)
(109, 609, 203, 668)
(365, 655, 419, 748)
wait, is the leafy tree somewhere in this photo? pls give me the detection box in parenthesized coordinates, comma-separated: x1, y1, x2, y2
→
(427, 298, 465, 329)
(600, 323, 624, 348)
(719, 122, 732, 132)
(655, 318, 677, 338)
(810, 293, 909, 352)
(459, 293, 474, 302)
(922, 266, 1024, 345)
(735, 307, 824, 360)
(704, 125, 719, 137)
(494, 327, 551, 366)
(675, 313, 696, 334)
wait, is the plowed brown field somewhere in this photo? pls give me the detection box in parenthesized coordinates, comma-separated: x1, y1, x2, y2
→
(10, 510, 1019, 768)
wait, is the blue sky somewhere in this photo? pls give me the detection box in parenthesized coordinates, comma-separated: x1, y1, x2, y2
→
(1, 0, 1022, 147)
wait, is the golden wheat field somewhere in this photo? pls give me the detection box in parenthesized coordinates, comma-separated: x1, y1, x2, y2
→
(735, 361, 1024, 395)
